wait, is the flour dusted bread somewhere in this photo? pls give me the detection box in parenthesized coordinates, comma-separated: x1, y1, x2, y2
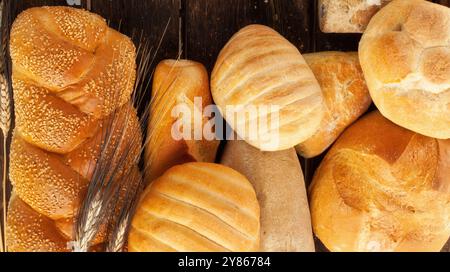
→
(319, 0, 391, 33)
(221, 140, 315, 252)
(211, 24, 324, 151)
(296, 52, 371, 158)
(359, 0, 450, 139)
(7, 6, 142, 252)
(310, 111, 450, 252)
(145, 60, 219, 182)
(128, 162, 260, 252)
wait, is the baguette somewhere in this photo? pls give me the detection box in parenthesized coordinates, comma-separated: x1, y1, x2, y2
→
(221, 140, 315, 252)
(145, 59, 219, 182)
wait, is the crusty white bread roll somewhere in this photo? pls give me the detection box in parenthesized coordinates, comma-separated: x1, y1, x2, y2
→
(319, 0, 391, 33)
(296, 52, 371, 158)
(128, 162, 260, 252)
(359, 0, 450, 139)
(145, 60, 219, 182)
(221, 140, 315, 252)
(7, 6, 142, 252)
(211, 24, 324, 151)
(310, 111, 450, 252)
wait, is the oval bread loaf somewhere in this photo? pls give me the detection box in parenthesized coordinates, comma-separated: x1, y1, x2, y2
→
(128, 162, 260, 252)
(211, 24, 324, 151)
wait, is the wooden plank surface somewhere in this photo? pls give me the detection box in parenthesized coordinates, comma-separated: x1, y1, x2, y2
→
(184, 0, 313, 71)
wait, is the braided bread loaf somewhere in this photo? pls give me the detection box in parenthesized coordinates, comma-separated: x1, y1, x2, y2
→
(6, 6, 141, 252)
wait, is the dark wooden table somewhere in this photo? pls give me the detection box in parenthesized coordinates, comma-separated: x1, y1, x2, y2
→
(3, 0, 450, 252)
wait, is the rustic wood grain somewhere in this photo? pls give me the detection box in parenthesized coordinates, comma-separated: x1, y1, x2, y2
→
(184, 0, 313, 71)
(89, 0, 181, 58)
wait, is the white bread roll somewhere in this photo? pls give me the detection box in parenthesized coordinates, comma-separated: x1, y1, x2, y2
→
(128, 162, 260, 252)
(359, 0, 450, 139)
(221, 140, 315, 252)
(296, 52, 371, 158)
(211, 24, 324, 151)
(310, 111, 450, 252)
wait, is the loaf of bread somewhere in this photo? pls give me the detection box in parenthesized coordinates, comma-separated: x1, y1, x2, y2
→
(211, 24, 324, 151)
(145, 60, 219, 182)
(6, 6, 142, 252)
(310, 111, 450, 252)
(296, 52, 371, 158)
(359, 0, 450, 139)
(221, 140, 315, 252)
(128, 162, 260, 252)
(319, 0, 391, 33)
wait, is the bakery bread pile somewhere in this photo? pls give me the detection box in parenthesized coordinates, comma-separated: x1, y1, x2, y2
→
(3, 0, 450, 253)
(6, 6, 141, 252)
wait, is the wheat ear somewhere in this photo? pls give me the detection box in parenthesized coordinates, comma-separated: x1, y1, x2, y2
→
(71, 192, 103, 252)
(0, 73, 10, 253)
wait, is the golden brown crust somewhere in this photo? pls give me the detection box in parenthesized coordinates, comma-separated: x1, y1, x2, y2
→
(145, 59, 219, 182)
(128, 162, 260, 252)
(310, 111, 450, 252)
(359, 0, 450, 139)
(296, 52, 371, 158)
(7, 7, 141, 252)
(11, 6, 136, 120)
(7, 194, 70, 252)
(211, 24, 324, 151)
(221, 140, 315, 252)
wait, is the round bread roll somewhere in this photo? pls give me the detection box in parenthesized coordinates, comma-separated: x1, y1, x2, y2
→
(211, 24, 324, 151)
(310, 111, 450, 252)
(128, 162, 260, 252)
(296, 52, 372, 158)
(359, 0, 450, 139)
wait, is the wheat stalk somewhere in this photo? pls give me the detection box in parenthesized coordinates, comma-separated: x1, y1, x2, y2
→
(72, 192, 103, 252)
(0, 72, 10, 253)
(106, 213, 130, 252)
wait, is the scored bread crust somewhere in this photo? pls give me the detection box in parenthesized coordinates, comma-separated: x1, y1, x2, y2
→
(128, 162, 260, 252)
(310, 111, 450, 252)
(296, 52, 371, 158)
(145, 60, 219, 182)
(359, 0, 450, 139)
(211, 24, 324, 151)
(7, 6, 141, 252)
